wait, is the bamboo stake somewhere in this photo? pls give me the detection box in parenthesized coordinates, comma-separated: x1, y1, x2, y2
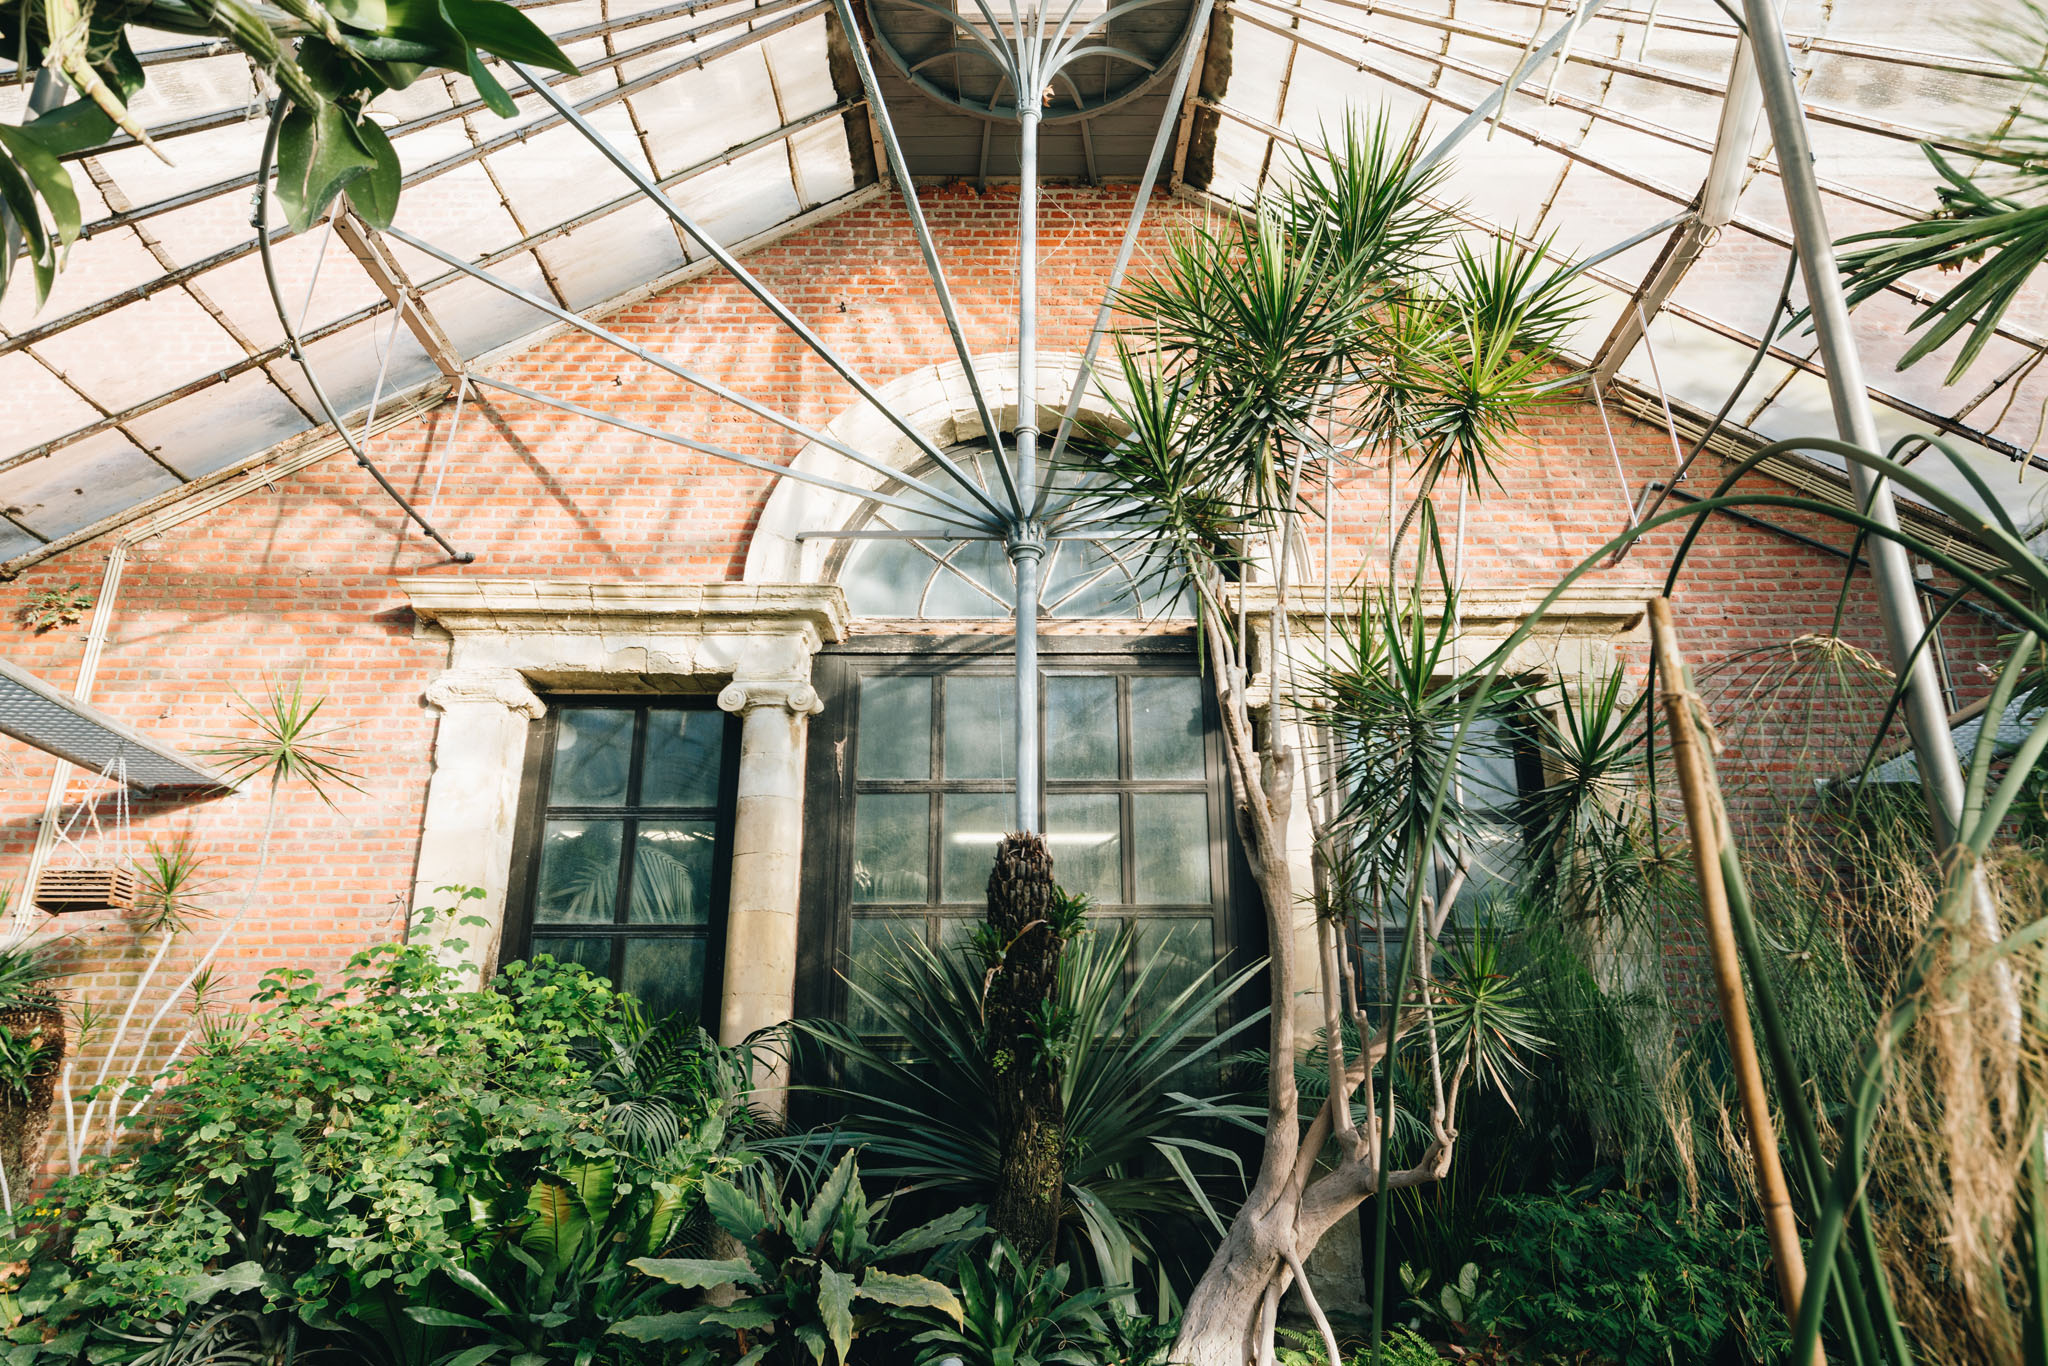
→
(1646, 596, 1821, 1363)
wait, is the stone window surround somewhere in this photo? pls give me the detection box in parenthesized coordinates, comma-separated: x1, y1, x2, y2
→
(401, 579, 848, 1048)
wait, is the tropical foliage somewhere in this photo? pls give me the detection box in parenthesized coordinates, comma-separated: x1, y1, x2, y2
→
(787, 923, 1265, 1292)
(0, 0, 576, 310)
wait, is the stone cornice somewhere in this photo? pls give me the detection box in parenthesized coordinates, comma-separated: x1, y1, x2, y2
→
(1229, 581, 1657, 634)
(398, 580, 850, 644)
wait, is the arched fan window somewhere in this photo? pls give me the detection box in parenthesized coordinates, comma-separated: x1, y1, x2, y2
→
(833, 440, 1190, 620)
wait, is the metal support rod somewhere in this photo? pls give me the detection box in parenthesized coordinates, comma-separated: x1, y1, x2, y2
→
(464, 375, 997, 534)
(1041, 0, 1219, 492)
(1416, 0, 1617, 173)
(1011, 101, 1045, 834)
(828, 0, 1023, 514)
(384, 225, 996, 529)
(1739, 0, 1967, 843)
(509, 61, 1013, 524)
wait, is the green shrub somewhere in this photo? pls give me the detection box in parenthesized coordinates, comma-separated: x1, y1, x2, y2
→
(1474, 1188, 1789, 1365)
(12, 899, 756, 1362)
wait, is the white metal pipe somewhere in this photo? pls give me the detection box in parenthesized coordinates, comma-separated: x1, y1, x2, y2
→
(1740, 0, 1968, 844)
(1012, 103, 1045, 834)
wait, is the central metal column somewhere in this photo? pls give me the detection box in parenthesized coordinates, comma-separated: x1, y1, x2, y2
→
(1740, 0, 1967, 843)
(1012, 101, 1044, 834)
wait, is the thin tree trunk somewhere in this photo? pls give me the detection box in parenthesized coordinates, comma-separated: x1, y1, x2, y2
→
(984, 833, 1066, 1257)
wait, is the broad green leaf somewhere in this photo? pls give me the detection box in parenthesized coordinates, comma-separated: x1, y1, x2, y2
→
(0, 127, 78, 244)
(434, 1260, 513, 1314)
(565, 1156, 616, 1224)
(466, 47, 518, 118)
(856, 1269, 962, 1323)
(628, 1256, 758, 1289)
(0, 151, 56, 308)
(275, 99, 379, 233)
(877, 1202, 985, 1261)
(794, 1322, 828, 1365)
(703, 1176, 769, 1242)
(800, 1151, 859, 1252)
(324, 0, 389, 30)
(443, 0, 579, 72)
(407, 1307, 492, 1329)
(817, 1265, 855, 1364)
(522, 1175, 589, 1270)
(439, 1346, 505, 1366)
(16, 98, 117, 157)
(610, 1308, 726, 1342)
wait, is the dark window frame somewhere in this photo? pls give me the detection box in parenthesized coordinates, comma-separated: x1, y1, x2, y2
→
(503, 694, 742, 1031)
(797, 634, 1262, 1027)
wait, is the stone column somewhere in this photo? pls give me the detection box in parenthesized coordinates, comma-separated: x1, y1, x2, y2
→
(415, 668, 546, 974)
(715, 675, 822, 1058)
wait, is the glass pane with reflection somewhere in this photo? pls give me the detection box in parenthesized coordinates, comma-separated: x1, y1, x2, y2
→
(1131, 794, 1211, 904)
(620, 937, 706, 1022)
(853, 794, 928, 904)
(641, 710, 724, 807)
(1133, 918, 1216, 1034)
(859, 676, 933, 779)
(942, 791, 1013, 902)
(552, 709, 634, 805)
(531, 934, 610, 978)
(629, 821, 717, 924)
(1046, 792, 1121, 904)
(944, 675, 1016, 780)
(848, 917, 924, 1034)
(1130, 676, 1205, 779)
(1045, 676, 1117, 779)
(535, 820, 623, 922)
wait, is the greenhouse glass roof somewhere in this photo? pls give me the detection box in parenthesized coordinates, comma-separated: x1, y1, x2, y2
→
(0, 0, 2039, 567)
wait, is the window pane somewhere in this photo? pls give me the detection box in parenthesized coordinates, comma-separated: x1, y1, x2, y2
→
(535, 820, 623, 922)
(1046, 792, 1120, 904)
(1132, 918, 1216, 1034)
(641, 710, 724, 807)
(853, 793, 929, 904)
(943, 791, 1012, 902)
(531, 934, 610, 978)
(1130, 677, 1205, 779)
(1131, 794, 1211, 904)
(858, 676, 933, 779)
(620, 937, 707, 1023)
(848, 917, 923, 1034)
(944, 675, 1016, 780)
(551, 709, 634, 806)
(1045, 676, 1117, 779)
(629, 821, 718, 924)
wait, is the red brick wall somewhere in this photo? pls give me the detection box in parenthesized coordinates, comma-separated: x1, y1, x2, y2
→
(0, 184, 2003, 1048)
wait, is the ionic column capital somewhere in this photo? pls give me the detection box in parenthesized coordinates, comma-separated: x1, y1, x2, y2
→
(718, 678, 823, 717)
(424, 668, 546, 719)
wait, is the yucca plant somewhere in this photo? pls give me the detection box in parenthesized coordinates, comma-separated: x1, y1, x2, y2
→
(785, 924, 1266, 1293)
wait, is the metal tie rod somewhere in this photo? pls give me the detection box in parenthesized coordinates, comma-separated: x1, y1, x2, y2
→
(507, 62, 1013, 527)
(464, 374, 997, 535)
(1040, 0, 1219, 504)
(385, 226, 996, 530)
(828, 0, 1023, 515)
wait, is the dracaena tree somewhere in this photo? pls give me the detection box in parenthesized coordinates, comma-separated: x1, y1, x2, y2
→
(0, 0, 576, 310)
(1063, 113, 1581, 1366)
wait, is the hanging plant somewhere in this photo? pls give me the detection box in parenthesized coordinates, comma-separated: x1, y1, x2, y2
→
(14, 584, 92, 635)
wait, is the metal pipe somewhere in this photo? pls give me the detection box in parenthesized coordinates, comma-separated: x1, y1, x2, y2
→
(1738, 0, 1967, 844)
(1040, 0, 1219, 497)
(1012, 102, 1044, 834)
(826, 0, 1024, 514)
(508, 61, 1012, 522)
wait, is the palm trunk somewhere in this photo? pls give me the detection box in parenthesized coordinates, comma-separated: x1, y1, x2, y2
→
(984, 833, 1066, 1257)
